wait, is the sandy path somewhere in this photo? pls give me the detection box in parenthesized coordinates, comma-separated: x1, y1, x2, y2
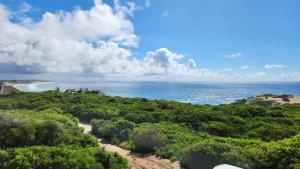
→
(260, 96, 300, 105)
(79, 122, 182, 169)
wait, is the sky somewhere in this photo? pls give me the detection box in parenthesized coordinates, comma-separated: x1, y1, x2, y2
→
(0, 0, 299, 82)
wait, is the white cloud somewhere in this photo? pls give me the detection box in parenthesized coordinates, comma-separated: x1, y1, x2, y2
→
(0, 1, 138, 73)
(143, 48, 193, 75)
(0, 2, 207, 80)
(0, 2, 299, 82)
(114, 0, 138, 17)
(187, 59, 197, 69)
(240, 65, 254, 69)
(13, 1, 34, 23)
(162, 11, 169, 17)
(255, 72, 267, 77)
(264, 64, 284, 69)
(224, 52, 241, 58)
(280, 72, 300, 81)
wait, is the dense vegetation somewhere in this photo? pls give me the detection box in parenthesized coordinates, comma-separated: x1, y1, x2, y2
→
(0, 109, 97, 148)
(0, 102, 129, 169)
(1, 92, 300, 169)
(0, 146, 129, 169)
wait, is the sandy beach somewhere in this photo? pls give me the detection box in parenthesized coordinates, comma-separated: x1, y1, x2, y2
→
(3, 81, 54, 92)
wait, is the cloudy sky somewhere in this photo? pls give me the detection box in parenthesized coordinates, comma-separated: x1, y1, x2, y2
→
(0, 0, 299, 82)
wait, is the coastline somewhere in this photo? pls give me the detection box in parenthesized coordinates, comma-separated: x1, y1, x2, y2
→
(4, 81, 54, 91)
(4, 81, 300, 105)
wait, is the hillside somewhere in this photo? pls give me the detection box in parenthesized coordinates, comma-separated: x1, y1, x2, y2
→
(0, 92, 300, 169)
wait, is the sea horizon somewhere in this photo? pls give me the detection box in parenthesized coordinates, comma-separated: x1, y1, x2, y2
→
(18, 80, 300, 105)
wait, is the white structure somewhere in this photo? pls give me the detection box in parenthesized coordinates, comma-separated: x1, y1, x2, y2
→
(214, 164, 242, 169)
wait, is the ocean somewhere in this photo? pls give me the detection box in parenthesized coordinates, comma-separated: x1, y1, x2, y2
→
(19, 81, 300, 105)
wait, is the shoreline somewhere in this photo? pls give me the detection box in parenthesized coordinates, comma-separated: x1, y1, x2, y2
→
(3, 81, 300, 105)
(3, 81, 54, 91)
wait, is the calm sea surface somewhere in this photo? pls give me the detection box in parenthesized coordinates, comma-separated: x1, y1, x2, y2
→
(19, 81, 300, 105)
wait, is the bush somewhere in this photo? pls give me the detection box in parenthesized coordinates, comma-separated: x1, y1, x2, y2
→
(180, 135, 300, 169)
(35, 120, 63, 145)
(91, 119, 135, 142)
(0, 111, 96, 148)
(0, 146, 129, 169)
(200, 121, 235, 136)
(180, 141, 236, 169)
(132, 126, 166, 152)
(0, 115, 36, 147)
(1, 92, 300, 168)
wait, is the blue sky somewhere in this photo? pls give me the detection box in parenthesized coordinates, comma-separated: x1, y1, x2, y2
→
(0, 0, 299, 82)
(135, 0, 300, 68)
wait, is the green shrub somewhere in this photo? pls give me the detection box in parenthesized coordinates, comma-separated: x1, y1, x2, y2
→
(180, 135, 300, 169)
(35, 120, 63, 145)
(132, 126, 167, 152)
(0, 146, 129, 169)
(200, 121, 235, 136)
(91, 119, 135, 142)
(1, 92, 300, 168)
(0, 110, 96, 148)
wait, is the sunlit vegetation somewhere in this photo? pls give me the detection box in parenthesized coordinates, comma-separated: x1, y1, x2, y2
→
(1, 92, 300, 169)
(0, 109, 98, 148)
(0, 100, 129, 169)
(0, 146, 129, 169)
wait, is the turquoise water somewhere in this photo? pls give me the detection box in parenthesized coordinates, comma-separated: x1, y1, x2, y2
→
(20, 81, 300, 105)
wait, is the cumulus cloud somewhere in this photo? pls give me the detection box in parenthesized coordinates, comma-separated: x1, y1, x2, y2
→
(0, 1, 137, 73)
(141, 48, 202, 77)
(0, 2, 208, 80)
(187, 59, 197, 69)
(264, 64, 284, 69)
(224, 52, 241, 58)
(0, 1, 299, 82)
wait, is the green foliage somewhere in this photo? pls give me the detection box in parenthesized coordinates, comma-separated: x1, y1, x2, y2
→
(0, 110, 97, 148)
(132, 126, 167, 152)
(91, 119, 135, 143)
(180, 141, 237, 169)
(35, 120, 64, 145)
(0, 146, 129, 169)
(1, 92, 300, 169)
(0, 97, 129, 169)
(2, 92, 299, 141)
(180, 134, 300, 169)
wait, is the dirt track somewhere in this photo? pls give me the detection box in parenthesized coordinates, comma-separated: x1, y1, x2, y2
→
(260, 96, 300, 104)
(79, 123, 182, 169)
